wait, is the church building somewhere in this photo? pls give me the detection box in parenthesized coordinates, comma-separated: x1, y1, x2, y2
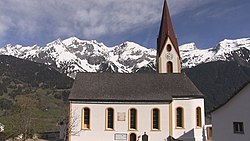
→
(68, 0, 205, 141)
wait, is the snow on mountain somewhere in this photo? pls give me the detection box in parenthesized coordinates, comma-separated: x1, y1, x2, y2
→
(109, 41, 156, 72)
(0, 37, 249, 77)
(0, 37, 156, 78)
(180, 38, 250, 68)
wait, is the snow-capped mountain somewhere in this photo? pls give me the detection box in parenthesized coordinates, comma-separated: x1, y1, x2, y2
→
(180, 38, 250, 68)
(0, 37, 156, 78)
(0, 37, 249, 78)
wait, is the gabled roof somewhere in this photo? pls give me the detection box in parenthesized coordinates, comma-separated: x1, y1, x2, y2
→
(211, 80, 250, 113)
(69, 73, 203, 102)
(157, 0, 179, 56)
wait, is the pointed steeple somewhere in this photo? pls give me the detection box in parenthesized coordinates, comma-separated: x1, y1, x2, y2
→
(157, 0, 179, 57)
(156, 0, 181, 73)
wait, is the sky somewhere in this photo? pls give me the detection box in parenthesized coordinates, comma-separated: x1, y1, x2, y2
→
(0, 0, 249, 49)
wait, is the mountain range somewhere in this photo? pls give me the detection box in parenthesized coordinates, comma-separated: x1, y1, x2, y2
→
(180, 38, 250, 68)
(0, 37, 249, 78)
(0, 37, 250, 130)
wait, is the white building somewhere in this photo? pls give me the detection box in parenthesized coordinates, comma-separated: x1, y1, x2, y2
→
(69, 73, 205, 141)
(0, 123, 4, 132)
(68, 0, 205, 141)
(212, 81, 250, 141)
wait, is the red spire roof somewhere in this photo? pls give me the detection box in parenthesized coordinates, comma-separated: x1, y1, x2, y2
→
(157, 0, 179, 56)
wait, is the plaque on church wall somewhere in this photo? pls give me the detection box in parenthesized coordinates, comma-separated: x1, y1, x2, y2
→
(117, 112, 126, 121)
(114, 133, 127, 140)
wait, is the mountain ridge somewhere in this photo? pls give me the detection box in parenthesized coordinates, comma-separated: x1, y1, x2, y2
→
(0, 37, 249, 78)
(180, 38, 250, 68)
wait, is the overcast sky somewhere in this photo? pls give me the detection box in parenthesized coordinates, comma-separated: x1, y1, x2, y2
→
(0, 0, 249, 49)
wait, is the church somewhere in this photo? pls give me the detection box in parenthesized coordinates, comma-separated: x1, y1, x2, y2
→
(68, 0, 205, 141)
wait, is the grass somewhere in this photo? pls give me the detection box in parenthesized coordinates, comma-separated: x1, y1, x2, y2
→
(0, 87, 68, 138)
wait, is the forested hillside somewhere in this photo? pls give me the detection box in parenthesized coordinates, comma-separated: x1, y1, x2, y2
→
(0, 55, 73, 139)
(183, 61, 250, 113)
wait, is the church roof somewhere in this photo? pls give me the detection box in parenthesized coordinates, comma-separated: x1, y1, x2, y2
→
(69, 73, 203, 102)
(157, 0, 179, 56)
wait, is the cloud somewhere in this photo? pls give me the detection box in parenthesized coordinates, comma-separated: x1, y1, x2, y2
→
(64, 0, 162, 38)
(0, 0, 214, 44)
(168, 0, 214, 15)
(193, 2, 245, 19)
(0, 16, 13, 38)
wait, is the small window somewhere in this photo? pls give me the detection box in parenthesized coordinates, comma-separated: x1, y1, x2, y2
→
(82, 107, 90, 129)
(196, 107, 202, 127)
(233, 122, 244, 134)
(167, 44, 172, 52)
(176, 107, 184, 128)
(206, 126, 213, 140)
(152, 108, 160, 130)
(106, 108, 114, 130)
(129, 108, 137, 130)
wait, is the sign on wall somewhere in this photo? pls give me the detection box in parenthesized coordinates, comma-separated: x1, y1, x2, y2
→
(114, 133, 127, 140)
(117, 112, 126, 121)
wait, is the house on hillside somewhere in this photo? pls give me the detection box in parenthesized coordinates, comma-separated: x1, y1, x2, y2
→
(0, 123, 4, 132)
(68, 0, 205, 141)
(212, 81, 250, 141)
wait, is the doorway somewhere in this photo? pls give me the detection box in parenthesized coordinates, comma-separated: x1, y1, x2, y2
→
(129, 133, 136, 141)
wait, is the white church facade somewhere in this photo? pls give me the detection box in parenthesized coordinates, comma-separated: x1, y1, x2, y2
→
(68, 0, 205, 141)
(69, 73, 205, 141)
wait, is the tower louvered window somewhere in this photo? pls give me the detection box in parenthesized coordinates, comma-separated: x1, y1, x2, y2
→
(167, 61, 173, 73)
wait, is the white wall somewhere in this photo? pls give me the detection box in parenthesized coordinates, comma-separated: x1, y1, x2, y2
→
(69, 103, 170, 141)
(212, 83, 250, 141)
(171, 98, 205, 141)
(158, 37, 181, 73)
(0, 123, 4, 132)
(69, 98, 205, 141)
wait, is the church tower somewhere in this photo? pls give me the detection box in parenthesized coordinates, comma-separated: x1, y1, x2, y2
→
(157, 0, 181, 73)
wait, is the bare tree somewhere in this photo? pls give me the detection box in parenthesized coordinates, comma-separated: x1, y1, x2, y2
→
(63, 109, 81, 141)
(4, 95, 38, 141)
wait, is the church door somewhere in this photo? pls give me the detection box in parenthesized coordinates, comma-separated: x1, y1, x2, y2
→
(130, 133, 136, 141)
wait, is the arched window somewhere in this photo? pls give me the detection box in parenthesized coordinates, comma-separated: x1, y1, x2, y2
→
(167, 44, 172, 52)
(176, 107, 184, 128)
(82, 107, 90, 129)
(167, 61, 173, 73)
(106, 108, 114, 130)
(129, 133, 137, 141)
(129, 108, 137, 130)
(196, 107, 202, 127)
(152, 108, 160, 130)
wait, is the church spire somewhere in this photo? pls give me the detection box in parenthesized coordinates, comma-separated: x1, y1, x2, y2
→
(157, 0, 181, 73)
